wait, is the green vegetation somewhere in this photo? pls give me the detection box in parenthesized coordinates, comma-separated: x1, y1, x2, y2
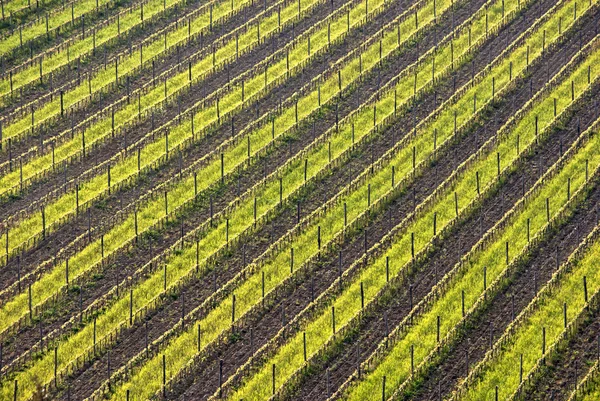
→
(0, 0, 114, 56)
(338, 23, 599, 401)
(453, 124, 600, 399)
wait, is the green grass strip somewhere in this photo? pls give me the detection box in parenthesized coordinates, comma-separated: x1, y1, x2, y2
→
(336, 29, 599, 401)
(0, 0, 425, 316)
(0, 0, 253, 137)
(0, 0, 114, 56)
(91, 0, 574, 399)
(0, 0, 324, 192)
(0, 1, 450, 394)
(1, 0, 321, 147)
(567, 341, 600, 400)
(452, 129, 600, 401)
(219, 7, 598, 401)
(0, 0, 360, 249)
(0, 0, 58, 19)
(0, 0, 500, 397)
(0, 0, 238, 102)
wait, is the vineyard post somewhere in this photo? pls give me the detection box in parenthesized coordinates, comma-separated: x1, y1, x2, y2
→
(546, 198, 550, 222)
(318, 226, 321, 250)
(279, 178, 283, 204)
(145, 322, 149, 356)
(13, 380, 17, 401)
(411, 232, 415, 264)
(41, 206, 46, 239)
(386, 256, 389, 282)
(411, 344, 415, 375)
(437, 316, 440, 343)
(332, 306, 336, 335)
(196, 241, 200, 272)
(584, 276, 588, 303)
(221, 153, 224, 183)
(232, 294, 236, 323)
(54, 346, 58, 387)
(303, 332, 307, 361)
(586, 159, 589, 182)
(527, 218, 530, 242)
(272, 363, 276, 395)
(495, 386, 499, 401)
(107, 350, 111, 390)
(164, 191, 169, 219)
(28, 284, 32, 322)
(135, 209, 139, 243)
(520, 353, 523, 382)
(262, 271, 265, 306)
(66, 258, 69, 288)
(433, 212, 437, 236)
(454, 192, 458, 217)
(542, 326, 546, 354)
(563, 302, 567, 328)
(129, 289, 133, 325)
(290, 248, 294, 273)
(360, 282, 364, 309)
(382, 375, 386, 401)
(162, 354, 166, 398)
(483, 266, 487, 292)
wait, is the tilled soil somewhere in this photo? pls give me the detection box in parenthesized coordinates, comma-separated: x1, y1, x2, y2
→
(519, 274, 600, 400)
(0, 0, 527, 397)
(1, 0, 138, 78)
(1, 0, 231, 115)
(0, 0, 416, 293)
(46, 0, 586, 399)
(0, 0, 439, 292)
(402, 97, 600, 401)
(281, 29, 600, 401)
(0, 0, 317, 165)
(0, 0, 481, 334)
(0, 0, 578, 396)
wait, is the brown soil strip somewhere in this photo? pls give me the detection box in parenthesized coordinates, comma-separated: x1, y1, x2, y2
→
(0, 0, 459, 311)
(39, 0, 572, 398)
(0, 0, 504, 396)
(0, 0, 369, 287)
(260, 15, 600, 401)
(518, 259, 600, 400)
(0, 0, 237, 114)
(1, 0, 138, 73)
(0, 0, 280, 162)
